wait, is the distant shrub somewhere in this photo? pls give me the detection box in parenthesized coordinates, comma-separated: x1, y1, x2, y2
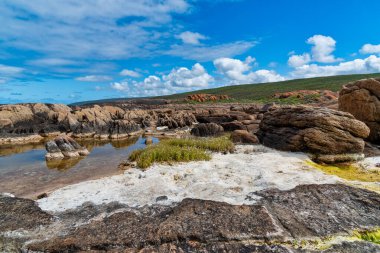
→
(129, 136, 234, 169)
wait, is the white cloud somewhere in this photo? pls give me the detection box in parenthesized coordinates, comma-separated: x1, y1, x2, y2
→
(111, 63, 213, 96)
(0, 64, 24, 76)
(307, 35, 342, 63)
(110, 82, 129, 92)
(166, 40, 257, 61)
(360, 44, 380, 54)
(76, 75, 112, 82)
(177, 31, 207, 45)
(288, 53, 311, 67)
(0, 64, 24, 83)
(164, 63, 213, 87)
(119, 69, 140, 78)
(28, 58, 77, 66)
(290, 55, 380, 78)
(0, 1, 190, 61)
(214, 57, 285, 84)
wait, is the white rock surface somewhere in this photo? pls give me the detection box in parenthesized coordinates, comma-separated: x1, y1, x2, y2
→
(38, 145, 341, 212)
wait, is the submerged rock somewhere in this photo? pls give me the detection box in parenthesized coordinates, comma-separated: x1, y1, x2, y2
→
(45, 136, 89, 160)
(191, 123, 224, 136)
(339, 78, 380, 143)
(257, 106, 370, 163)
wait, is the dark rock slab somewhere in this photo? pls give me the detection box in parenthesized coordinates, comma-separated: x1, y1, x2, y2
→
(24, 184, 380, 252)
(256, 184, 380, 238)
(0, 195, 52, 232)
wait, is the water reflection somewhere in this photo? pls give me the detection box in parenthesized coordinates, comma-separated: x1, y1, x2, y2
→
(0, 136, 158, 198)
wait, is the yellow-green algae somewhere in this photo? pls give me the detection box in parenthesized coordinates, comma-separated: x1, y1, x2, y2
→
(248, 230, 378, 251)
(305, 160, 380, 182)
(353, 229, 380, 244)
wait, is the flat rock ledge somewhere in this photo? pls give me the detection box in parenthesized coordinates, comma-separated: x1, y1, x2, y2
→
(1, 184, 380, 252)
(257, 106, 370, 163)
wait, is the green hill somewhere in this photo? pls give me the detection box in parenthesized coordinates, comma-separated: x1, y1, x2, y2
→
(73, 73, 380, 105)
(159, 73, 380, 103)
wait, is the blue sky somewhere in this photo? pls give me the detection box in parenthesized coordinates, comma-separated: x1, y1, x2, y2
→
(1, 0, 380, 104)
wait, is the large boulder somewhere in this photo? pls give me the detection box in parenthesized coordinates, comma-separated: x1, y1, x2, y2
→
(45, 136, 89, 160)
(339, 78, 380, 143)
(191, 123, 224, 137)
(257, 106, 370, 163)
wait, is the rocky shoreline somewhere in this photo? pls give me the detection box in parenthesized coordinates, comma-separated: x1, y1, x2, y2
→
(2, 79, 380, 252)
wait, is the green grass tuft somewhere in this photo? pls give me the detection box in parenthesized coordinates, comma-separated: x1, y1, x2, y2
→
(129, 136, 234, 169)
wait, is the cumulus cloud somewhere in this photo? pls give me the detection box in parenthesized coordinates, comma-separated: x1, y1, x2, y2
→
(110, 82, 129, 92)
(111, 63, 213, 96)
(119, 69, 140, 78)
(288, 53, 311, 68)
(288, 35, 342, 68)
(307, 35, 342, 63)
(76, 75, 112, 82)
(360, 44, 380, 54)
(214, 57, 285, 84)
(164, 63, 213, 87)
(177, 31, 207, 45)
(290, 55, 380, 78)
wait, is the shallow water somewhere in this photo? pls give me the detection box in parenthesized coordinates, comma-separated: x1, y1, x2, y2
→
(0, 136, 158, 199)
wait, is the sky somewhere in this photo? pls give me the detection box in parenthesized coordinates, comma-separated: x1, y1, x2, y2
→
(1, 0, 380, 104)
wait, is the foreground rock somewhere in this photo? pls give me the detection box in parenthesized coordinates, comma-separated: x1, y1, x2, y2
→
(45, 136, 89, 160)
(257, 106, 370, 163)
(339, 78, 380, 143)
(1, 184, 380, 252)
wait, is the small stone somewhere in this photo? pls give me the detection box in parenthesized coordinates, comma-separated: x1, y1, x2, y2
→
(155, 196, 168, 202)
(37, 193, 48, 199)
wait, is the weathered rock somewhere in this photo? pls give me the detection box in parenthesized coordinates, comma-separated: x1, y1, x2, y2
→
(339, 78, 380, 143)
(231, 130, 259, 144)
(20, 184, 380, 252)
(221, 120, 246, 131)
(45, 136, 89, 160)
(191, 123, 224, 136)
(257, 106, 370, 163)
(0, 195, 52, 232)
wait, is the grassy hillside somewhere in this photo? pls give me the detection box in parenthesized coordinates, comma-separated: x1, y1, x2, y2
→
(73, 73, 380, 105)
(159, 73, 380, 103)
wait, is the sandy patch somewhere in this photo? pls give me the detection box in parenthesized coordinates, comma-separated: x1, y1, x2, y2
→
(37, 145, 343, 212)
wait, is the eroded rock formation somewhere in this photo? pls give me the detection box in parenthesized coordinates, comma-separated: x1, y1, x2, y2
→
(0, 103, 199, 143)
(45, 136, 89, 160)
(339, 78, 380, 143)
(1, 184, 380, 252)
(257, 106, 370, 163)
